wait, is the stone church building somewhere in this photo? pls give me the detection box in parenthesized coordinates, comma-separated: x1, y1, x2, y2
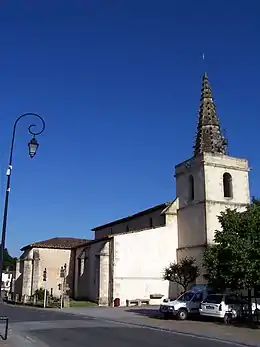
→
(14, 73, 251, 306)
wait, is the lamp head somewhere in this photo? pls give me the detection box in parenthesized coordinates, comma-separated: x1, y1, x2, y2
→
(28, 136, 39, 158)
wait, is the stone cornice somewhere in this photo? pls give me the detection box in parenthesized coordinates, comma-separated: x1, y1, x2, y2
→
(177, 244, 206, 251)
(175, 161, 250, 178)
(178, 199, 249, 211)
(203, 161, 250, 172)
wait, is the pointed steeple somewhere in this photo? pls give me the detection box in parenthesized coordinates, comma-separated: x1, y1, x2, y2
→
(193, 73, 228, 156)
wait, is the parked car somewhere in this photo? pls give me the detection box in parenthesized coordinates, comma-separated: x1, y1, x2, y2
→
(159, 286, 213, 320)
(199, 293, 260, 323)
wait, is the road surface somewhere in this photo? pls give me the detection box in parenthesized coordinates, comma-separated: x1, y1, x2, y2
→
(0, 304, 256, 347)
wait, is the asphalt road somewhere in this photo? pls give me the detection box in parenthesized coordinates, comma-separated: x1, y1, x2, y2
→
(0, 303, 81, 323)
(0, 304, 252, 347)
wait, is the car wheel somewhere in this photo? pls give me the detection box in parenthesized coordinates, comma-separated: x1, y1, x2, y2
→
(177, 309, 188, 320)
(224, 313, 232, 324)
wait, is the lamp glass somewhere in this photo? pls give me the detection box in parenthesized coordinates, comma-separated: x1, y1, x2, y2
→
(28, 137, 39, 158)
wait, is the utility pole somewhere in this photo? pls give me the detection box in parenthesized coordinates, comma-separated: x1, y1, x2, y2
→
(43, 268, 47, 308)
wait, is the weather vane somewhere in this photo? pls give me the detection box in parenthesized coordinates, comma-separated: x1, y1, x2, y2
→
(201, 53, 207, 75)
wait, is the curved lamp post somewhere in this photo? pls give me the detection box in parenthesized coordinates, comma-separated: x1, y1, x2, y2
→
(0, 113, 45, 298)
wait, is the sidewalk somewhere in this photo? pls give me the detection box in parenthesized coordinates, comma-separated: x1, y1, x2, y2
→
(0, 339, 10, 347)
(58, 306, 260, 347)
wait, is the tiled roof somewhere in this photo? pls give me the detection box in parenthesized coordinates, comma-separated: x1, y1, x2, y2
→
(21, 237, 90, 251)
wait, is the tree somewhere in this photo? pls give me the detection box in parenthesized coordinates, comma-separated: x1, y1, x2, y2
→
(203, 200, 260, 293)
(163, 257, 200, 292)
(34, 288, 49, 301)
(3, 248, 17, 271)
(252, 196, 260, 206)
(203, 245, 227, 292)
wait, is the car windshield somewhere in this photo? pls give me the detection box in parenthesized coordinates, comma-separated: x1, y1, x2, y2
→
(204, 294, 223, 304)
(177, 292, 194, 302)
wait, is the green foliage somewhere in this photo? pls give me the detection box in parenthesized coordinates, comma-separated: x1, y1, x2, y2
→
(34, 287, 49, 301)
(252, 196, 260, 206)
(203, 200, 260, 292)
(203, 246, 226, 292)
(70, 300, 97, 307)
(3, 248, 17, 270)
(163, 256, 200, 292)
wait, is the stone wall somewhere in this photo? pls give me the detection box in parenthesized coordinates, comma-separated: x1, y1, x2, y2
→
(35, 248, 72, 297)
(175, 153, 250, 249)
(175, 152, 250, 288)
(15, 247, 74, 298)
(112, 221, 178, 306)
(94, 207, 166, 240)
(74, 239, 110, 304)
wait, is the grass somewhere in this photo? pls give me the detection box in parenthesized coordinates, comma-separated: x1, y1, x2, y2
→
(69, 300, 97, 307)
(6, 298, 97, 308)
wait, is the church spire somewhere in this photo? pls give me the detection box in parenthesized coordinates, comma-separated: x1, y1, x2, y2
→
(193, 73, 228, 156)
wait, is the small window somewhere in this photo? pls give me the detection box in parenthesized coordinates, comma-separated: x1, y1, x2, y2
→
(189, 175, 194, 201)
(77, 258, 81, 277)
(193, 292, 203, 302)
(80, 258, 85, 275)
(223, 172, 233, 198)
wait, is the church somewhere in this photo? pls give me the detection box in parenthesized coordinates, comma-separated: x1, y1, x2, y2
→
(15, 73, 251, 306)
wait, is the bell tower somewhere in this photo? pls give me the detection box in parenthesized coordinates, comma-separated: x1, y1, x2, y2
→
(175, 73, 250, 266)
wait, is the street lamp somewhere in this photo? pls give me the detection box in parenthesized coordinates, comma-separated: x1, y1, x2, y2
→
(64, 263, 67, 278)
(28, 137, 39, 158)
(0, 113, 45, 298)
(43, 268, 47, 308)
(60, 263, 67, 309)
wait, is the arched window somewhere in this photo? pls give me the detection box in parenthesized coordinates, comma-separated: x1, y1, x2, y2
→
(189, 175, 194, 201)
(223, 172, 233, 198)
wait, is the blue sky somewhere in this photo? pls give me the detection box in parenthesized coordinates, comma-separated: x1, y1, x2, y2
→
(0, 1, 260, 256)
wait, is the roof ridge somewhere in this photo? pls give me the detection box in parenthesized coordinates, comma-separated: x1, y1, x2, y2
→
(21, 237, 90, 251)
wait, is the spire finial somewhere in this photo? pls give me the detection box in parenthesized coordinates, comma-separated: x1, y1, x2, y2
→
(193, 73, 228, 156)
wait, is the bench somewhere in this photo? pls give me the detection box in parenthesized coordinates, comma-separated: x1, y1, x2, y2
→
(126, 299, 150, 307)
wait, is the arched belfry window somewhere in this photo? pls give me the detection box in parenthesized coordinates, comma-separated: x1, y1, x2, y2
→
(189, 175, 194, 201)
(223, 172, 233, 198)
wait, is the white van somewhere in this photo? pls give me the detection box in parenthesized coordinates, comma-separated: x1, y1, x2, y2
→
(159, 285, 214, 320)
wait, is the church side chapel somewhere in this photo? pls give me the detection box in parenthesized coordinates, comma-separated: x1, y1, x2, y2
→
(74, 72, 250, 306)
